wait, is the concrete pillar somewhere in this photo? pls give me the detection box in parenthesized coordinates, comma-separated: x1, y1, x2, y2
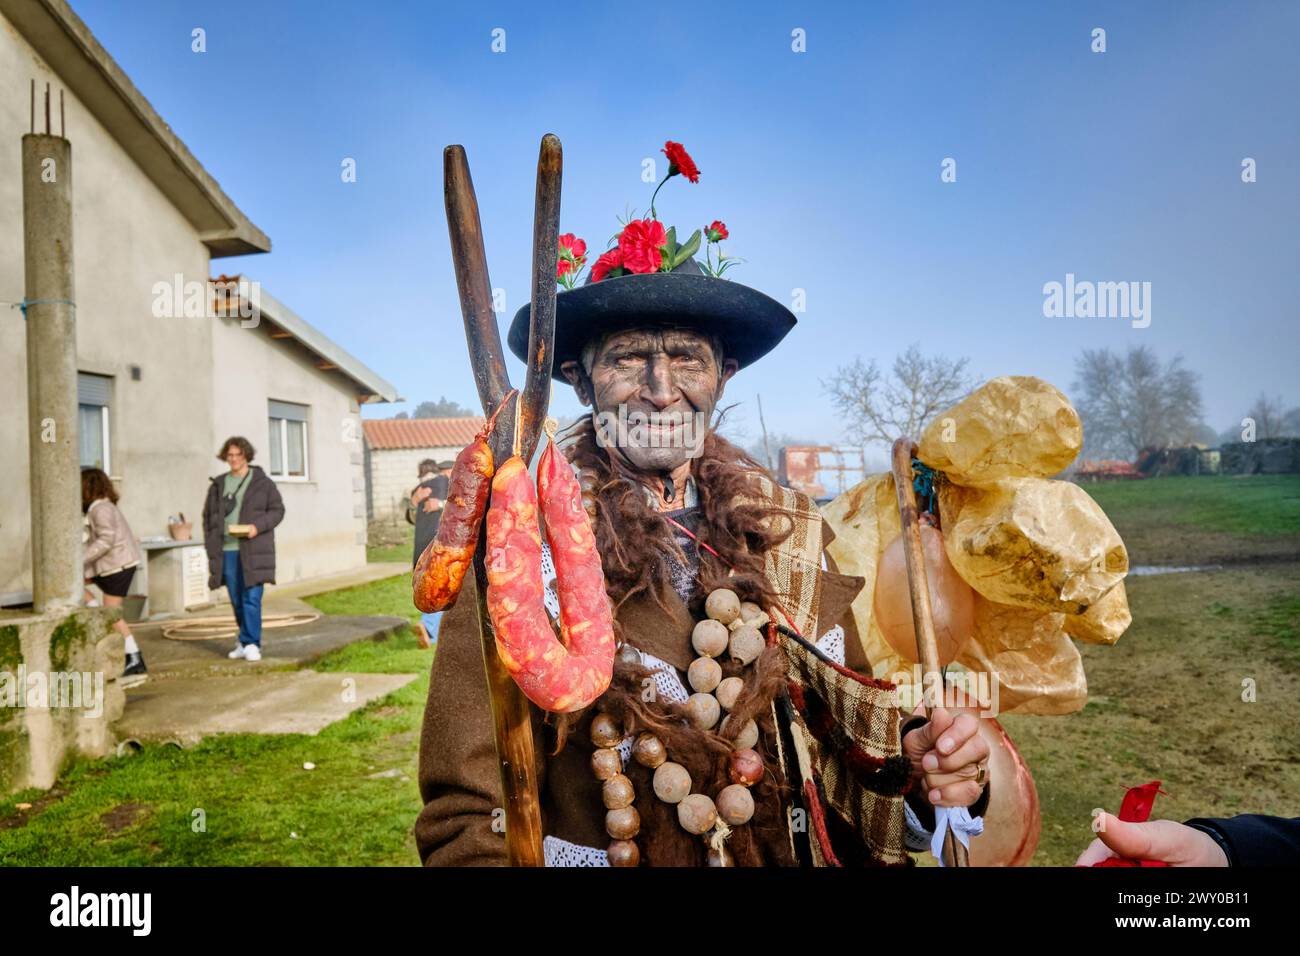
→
(22, 132, 81, 612)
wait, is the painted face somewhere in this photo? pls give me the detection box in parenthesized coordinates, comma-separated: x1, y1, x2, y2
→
(561, 327, 738, 474)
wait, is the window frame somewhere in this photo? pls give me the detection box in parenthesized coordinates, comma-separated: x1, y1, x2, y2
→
(267, 401, 310, 482)
(77, 372, 114, 474)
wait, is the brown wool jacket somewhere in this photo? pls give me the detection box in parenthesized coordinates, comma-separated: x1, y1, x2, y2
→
(414, 533, 873, 867)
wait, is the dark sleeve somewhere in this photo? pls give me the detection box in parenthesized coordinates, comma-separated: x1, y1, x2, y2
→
(415, 573, 546, 866)
(1185, 815, 1300, 866)
(202, 481, 216, 543)
(256, 478, 286, 533)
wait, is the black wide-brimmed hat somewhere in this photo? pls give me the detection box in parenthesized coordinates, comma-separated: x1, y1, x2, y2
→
(507, 256, 797, 381)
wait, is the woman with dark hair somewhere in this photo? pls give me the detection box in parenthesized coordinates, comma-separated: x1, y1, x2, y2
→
(81, 467, 147, 683)
(203, 436, 285, 662)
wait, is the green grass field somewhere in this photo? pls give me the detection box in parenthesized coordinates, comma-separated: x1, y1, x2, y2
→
(367, 523, 415, 564)
(303, 573, 421, 627)
(1005, 561, 1300, 865)
(1081, 474, 1300, 564)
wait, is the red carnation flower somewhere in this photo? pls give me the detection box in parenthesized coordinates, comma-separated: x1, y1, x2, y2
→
(705, 220, 729, 241)
(617, 218, 667, 274)
(558, 233, 587, 263)
(556, 233, 588, 285)
(590, 248, 625, 282)
(662, 141, 700, 183)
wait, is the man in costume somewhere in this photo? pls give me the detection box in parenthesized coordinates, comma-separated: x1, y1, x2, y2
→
(416, 197, 992, 864)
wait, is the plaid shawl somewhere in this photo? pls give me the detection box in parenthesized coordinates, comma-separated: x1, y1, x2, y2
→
(749, 476, 911, 866)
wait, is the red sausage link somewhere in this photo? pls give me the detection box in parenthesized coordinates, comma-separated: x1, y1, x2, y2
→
(486, 448, 614, 713)
(411, 395, 512, 613)
(412, 436, 493, 612)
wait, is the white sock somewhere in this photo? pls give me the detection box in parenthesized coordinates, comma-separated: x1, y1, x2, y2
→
(124, 634, 140, 655)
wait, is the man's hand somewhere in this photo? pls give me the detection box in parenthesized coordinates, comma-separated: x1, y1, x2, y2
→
(421, 497, 444, 514)
(901, 706, 990, 807)
(1075, 814, 1229, 867)
(246, 525, 258, 539)
(411, 486, 433, 506)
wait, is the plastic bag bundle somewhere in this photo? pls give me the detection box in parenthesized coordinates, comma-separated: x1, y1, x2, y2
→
(822, 375, 1130, 716)
(917, 376, 1082, 486)
(938, 478, 1128, 615)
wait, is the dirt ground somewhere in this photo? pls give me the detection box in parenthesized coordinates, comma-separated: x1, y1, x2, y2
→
(1003, 561, 1300, 865)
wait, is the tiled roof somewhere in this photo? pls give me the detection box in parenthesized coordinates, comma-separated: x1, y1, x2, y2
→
(363, 416, 485, 450)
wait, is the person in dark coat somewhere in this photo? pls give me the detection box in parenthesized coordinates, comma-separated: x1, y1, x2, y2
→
(203, 436, 285, 662)
(406, 459, 452, 648)
(1077, 812, 1300, 866)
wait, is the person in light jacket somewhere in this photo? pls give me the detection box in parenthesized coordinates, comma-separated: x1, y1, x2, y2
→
(81, 467, 147, 682)
(202, 436, 285, 662)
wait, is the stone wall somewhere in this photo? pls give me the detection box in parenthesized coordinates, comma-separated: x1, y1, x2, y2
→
(366, 446, 462, 522)
(0, 606, 122, 795)
(1220, 439, 1300, 475)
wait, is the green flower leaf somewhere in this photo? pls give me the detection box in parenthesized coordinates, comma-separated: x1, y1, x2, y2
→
(673, 229, 701, 267)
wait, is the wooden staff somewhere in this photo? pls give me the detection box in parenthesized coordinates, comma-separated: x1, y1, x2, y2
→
(890, 438, 969, 867)
(442, 135, 562, 866)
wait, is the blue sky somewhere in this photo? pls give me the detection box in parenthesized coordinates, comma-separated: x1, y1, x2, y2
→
(72, 0, 1299, 447)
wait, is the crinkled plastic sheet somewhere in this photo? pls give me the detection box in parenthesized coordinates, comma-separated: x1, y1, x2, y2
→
(917, 375, 1082, 486)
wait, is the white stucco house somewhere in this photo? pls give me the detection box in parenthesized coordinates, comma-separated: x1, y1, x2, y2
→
(0, 0, 398, 610)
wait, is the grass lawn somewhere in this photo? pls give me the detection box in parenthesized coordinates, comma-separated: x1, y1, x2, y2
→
(1082, 474, 1300, 565)
(303, 573, 421, 628)
(1005, 561, 1300, 865)
(367, 523, 414, 564)
(0, 584, 432, 866)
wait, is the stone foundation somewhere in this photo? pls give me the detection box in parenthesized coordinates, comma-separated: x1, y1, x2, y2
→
(0, 607, 123, 795)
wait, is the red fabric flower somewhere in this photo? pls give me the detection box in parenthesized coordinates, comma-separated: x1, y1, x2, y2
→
(590, 248, 625, 282)
(662, 141, 700, 183)
(617, 219, 667, 274)
(705, 220, 729, 241)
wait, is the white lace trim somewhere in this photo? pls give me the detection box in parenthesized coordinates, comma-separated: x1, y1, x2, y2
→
(903, 798, 935, 851)
(543, 835, 609, 867)
(814, 624, 845, 665)
(540, 544, 561, 620)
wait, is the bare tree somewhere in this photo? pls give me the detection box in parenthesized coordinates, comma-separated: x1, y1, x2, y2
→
(411, 395, 476, 418)
(1244, 393, 1287, 439)
(823, 343, 972, 449)
(1071, 346, 1204, 459)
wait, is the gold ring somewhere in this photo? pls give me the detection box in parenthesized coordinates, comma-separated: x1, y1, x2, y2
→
(975, 764, 987, 786)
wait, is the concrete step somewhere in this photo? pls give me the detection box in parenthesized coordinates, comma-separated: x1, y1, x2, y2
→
(116, 670, 418, 744)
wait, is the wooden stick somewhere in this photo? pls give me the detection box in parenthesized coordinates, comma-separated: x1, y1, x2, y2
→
(890, 438, 969, 867)
(443, 144, 544, 867)
(518, 133, 561, 463)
